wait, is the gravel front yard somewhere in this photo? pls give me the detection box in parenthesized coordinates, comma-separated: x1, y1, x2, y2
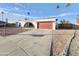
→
(69, 30, 79, 56)
(52, 30, 75, 56)
(0, 27, 30, 36)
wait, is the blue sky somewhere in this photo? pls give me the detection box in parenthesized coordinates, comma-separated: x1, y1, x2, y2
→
(0, 3, 79, 23)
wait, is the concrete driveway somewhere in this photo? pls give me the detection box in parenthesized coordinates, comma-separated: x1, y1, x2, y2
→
(0, 29, 53, 56)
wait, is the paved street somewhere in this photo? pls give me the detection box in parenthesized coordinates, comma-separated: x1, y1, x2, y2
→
(0, 29, 52, 56)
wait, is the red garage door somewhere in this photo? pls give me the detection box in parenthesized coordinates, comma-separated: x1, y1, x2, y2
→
(37, 21, 53, 29)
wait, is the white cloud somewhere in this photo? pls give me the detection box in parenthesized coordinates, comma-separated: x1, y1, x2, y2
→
(14, 7, 20, 11)
(57, 12, 79, 17)
(14, 3, 25, 8)
(12, 13, 26, 17)
(57, 13, 69, 17)
(0, 8, 39, 19)
(14, 3, 32, 14)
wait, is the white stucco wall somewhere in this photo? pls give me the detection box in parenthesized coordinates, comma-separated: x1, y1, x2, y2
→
(16, 17, 56, 30)
(16, 20, 37, 29)
(52, 21, 56, 30)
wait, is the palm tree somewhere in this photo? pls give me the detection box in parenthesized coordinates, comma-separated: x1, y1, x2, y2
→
(27, 12, 30, 27)
(1, 11, 4, 21)
(27, 12, 30, 20)
(60, 19, 70, 25)
(56, 19, 58, 29)
(56, 5, 60, 9)
(55, 5, 60, 29)
(60, 19, 73, 29)
(65, 3, 71, 8)
(65, 3, 71, 13)
(1, 11, 6, 36)
(56, 3, 71, 10)
(27, 12, 30, 15)
(56, 4, 73, 29)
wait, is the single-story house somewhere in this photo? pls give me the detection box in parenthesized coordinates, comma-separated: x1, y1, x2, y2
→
(0, 21, 6, 26)
(16, 17, 56, 30)
(75, 19, 79, 29)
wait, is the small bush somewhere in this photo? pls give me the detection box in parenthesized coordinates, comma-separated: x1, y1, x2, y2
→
(58, 24, 74, 29)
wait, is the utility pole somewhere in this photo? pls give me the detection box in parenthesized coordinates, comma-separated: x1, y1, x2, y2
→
(5, 18, 8, 35)
(1, 11, 5, 36)
(1, 11, 4, 21)
(56, 19, 58, 29)
(6, 18, 8, 23)
(27, 12, 30, 28)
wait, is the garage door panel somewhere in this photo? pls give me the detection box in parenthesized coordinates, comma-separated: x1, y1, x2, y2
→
(38, 22, 53, 29)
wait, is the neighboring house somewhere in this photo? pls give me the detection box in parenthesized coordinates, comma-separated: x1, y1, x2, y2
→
(0, 21, 6, 26)
(75, 19, 79, 29)
(76, 19, 79, 25)
(16, 17, 56, 30)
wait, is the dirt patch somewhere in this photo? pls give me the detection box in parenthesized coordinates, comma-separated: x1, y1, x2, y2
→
(52, 30, 75, 56)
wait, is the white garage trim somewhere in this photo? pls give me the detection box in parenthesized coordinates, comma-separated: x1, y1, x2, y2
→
(53, 21, 56, 30)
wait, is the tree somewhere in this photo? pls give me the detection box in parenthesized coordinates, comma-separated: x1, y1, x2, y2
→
(1, 11, 4, 14)
(27, 12, 30, 15)
(56, 5, 60, 9)
(1, 11, 4, 21)
(65, 3, 71, 8)
(56, 3, 71, 9)
(60, 19, 70, 25)
(59, 19, 73, 29)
